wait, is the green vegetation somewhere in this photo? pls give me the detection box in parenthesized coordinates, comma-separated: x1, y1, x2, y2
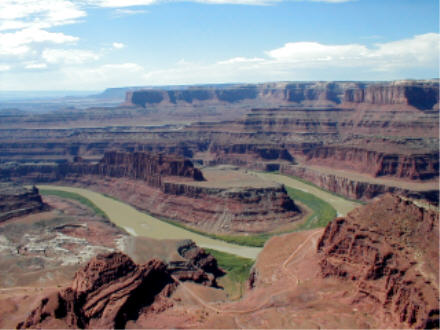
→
(205, 248, 254, 299)
(285, 186, 337, 230)
(40, 189, 108, 219)
(273, 171, 364, 204)
(148, 212, 270, 247)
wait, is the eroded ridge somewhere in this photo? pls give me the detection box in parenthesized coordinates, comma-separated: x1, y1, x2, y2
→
(317, 194, 439, 329)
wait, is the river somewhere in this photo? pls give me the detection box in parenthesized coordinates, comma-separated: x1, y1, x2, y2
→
(37, 185, 262, 259)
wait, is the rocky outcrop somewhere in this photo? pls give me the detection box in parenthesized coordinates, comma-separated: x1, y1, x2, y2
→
(0, 80, 437, 200)
(0, 151, 302, 235)
(18, 252, 174, 329)
(206, 143, 294, 166)
(18, 246, 225, 329)
(0, 151, 205, 186)
(94, 150, 205, 184)
(127, 85, 259, 108)
(344, 81, 439, 110)
(317, 194, 439, 329)
(0, 184, 48, 222)
(304, 146, 439, 180)
(280, 164, 439, 205)
(169, 240, 225, 287)
(65, 175, 301, 234)
(127, 81, 439, 111)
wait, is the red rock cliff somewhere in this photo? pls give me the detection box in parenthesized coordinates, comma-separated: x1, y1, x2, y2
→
(0, 184, 48, 222)
(18, 252, 175, 329)
(317, 194, 439, 328)
(96, 151, 205, 184)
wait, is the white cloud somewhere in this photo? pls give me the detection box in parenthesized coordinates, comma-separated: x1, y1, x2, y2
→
(42, 48, 100, 64)
(267, 42, 368, 63)
(0, 28, 78, 56)
(1, 32, 437, 90)
(113, 8, 149, 16)
(25, 62, 48, 69)
(0, 65, 11, 71)
(140, 33, 439, 85)
(88, 0, 157, 7)
(218, 57, 264, 64)
(0, 0, 85, 28)
(112, 42, 125, 49)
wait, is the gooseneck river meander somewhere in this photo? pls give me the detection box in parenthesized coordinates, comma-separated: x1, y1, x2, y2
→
(37, 176, 358, 260)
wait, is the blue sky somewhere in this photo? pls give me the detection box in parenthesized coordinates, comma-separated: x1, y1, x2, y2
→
(0, 0, 438, 90)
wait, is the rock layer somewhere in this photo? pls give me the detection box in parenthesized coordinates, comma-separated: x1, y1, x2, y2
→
(0, 184, 48, 222)
(18, 253, 174, 329)
(127, 81, 439, 111)
(18, 247, 224, 329)
(317, 194, 439, 329)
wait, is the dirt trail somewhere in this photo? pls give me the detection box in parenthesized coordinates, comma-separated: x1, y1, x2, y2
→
(174, 229, 321, 318)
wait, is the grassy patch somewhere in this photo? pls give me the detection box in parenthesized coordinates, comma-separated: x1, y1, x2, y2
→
(40, 189, 108, 219)
(285, 186, 337, 230)
(205, 248, 254, 299)
(126, 208, 270, 247)
(274, 172, 364, 204)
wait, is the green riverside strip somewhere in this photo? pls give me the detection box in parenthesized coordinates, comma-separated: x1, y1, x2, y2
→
(37, 185, 262, 259)
(285, 186, 337, 230)
(40, 189, 109, 219)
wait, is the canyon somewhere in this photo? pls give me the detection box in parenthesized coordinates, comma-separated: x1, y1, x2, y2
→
(0, 151, 302, 234)
(0, 184, 48, 222)
(12, 193, 438, 329)
(0, 80, 438, 205)
(0, 79, 438, 329)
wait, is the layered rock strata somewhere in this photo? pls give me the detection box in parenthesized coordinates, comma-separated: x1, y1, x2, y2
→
(67, 175, 301, 234)
(280, 164, 439, 205)
(0, 184, 48, 222)
(127, 80, 439, 111)
(317, 194, 439, 329)
(18, 253, 174, 329)
(18, 248, 224, 329)
(0, 80, 437, 203)
(0, 152, 301, 234)
(0, 150, 205, 186)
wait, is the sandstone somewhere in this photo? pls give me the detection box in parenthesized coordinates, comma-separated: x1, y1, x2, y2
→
(0, 80, 438, 203)
(317, 194, 439, 328)
(0, 184, 48, 222)
(0, 152, 302, 234)
(18, 245, 226, 329)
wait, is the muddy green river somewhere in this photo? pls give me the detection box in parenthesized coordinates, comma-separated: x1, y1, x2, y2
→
(38, 175, 359, 260)
(37, 185, 262, 259)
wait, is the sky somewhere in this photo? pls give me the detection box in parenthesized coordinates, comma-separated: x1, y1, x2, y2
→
(0, 0, 438, 91)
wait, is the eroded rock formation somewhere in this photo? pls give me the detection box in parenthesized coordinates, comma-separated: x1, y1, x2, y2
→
(317, 194, 439, 328)
(0, 80, 437, 203)
(0, 184, 48, 222)
(0, 152, 301, 234)
(127, 81, 439, 111)
(18, 253, 174, 329)
(18, 246, 224, 329)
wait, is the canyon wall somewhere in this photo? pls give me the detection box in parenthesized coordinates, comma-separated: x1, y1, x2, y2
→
(0, 80, 437, 203)
(127, 80, 439, 111)
(317, 194, 439, 328)
(0, 152, 302, 234)
(304, 147, 439, 180)
(0, 184, 48, 222)
(0, 151, 205, 186)
(279, 164, 439, 204)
